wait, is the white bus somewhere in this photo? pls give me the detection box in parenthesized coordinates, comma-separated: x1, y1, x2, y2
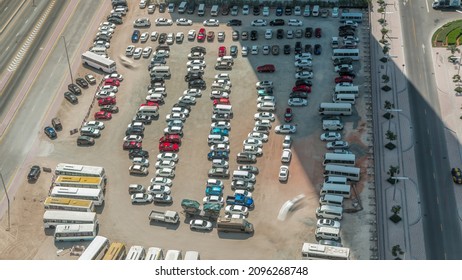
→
(50, 187, 104, 206)
(340, 12, 363, 23)
(320, 183, 352, 198)
(44, 197, 95, 212)
(55, 163, 106, 179)
(43, 210, 98, 229)
(78, 236, 110, 260)
(324, 164, 360, 181)
(323, 153, 356, 166)
(54, 176, 106, 191)
(302, 243, 350, 260)
(318, 103, 352, 116)
(82, 51, 116, 73)
(332, 49, 360, 61)
(54, 224, 97, 242)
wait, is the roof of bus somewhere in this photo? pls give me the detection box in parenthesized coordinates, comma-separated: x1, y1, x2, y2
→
(44, 196, 94, 207)
(55, 175, 102, 184)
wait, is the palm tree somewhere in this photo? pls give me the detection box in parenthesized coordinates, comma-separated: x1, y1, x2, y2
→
(387, 165, 400, 183)
(447, 45, 460, 55)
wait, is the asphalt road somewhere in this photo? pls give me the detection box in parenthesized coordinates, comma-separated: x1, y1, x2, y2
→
(400, 1, 462, 259)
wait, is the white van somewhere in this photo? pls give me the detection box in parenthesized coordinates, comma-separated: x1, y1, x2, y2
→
(232, 170, 256, 182)
(145, 247, 163, 260)
(211, 5, 219, 16)
(217, 56, 234, 64)
(125, 245, 146, 260)
(281, 149, 292, 163)
(257, 102, 276, 112)
(324, 176, 348, 185)
(319, 194, 344, 207)
(312, 5, 320, 17)
(138, 106, 159, 117)
(208, 134, 229, 145)
(316, 205, 343, 220)
(164, 249, 182, 260)
(146, 93, 164, 103)
(315, 227, 341, 241)
(322, 120, 344, 131)
(198, 3, 205, 16)
(335, 85, 359, 96)
(320, 183, 351, 198)
(333, 94, 356, 104)
(150, 66, 171, 79)
(184, 251, 200, 260)
(178, 1, 188, 13)
(213, 104, 233, 115)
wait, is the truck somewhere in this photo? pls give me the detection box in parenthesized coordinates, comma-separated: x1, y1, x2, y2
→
(149, 210, 180, 224)
(432, 0, 461, 9)
(226, 194, 255, 209)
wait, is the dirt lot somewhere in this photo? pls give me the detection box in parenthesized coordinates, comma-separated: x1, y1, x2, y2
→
(0, 5, 373, 260)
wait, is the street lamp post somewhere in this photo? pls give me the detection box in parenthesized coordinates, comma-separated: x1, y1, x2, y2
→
(386, 108, 402, 131)
(0, 172, 10, 231)
(62, 36, 74, 84)
(391, 176, 409, 201)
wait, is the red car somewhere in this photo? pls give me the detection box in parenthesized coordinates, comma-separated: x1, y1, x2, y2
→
(123, 141, 142, 150)
(207, 31, 215, 41)
(197, 28, 206, 42)
(284, 108, 293, 122)
(315, 27, 322, 38)
(104, 78, 120, 87)
(256, 64, 276, 73)
(334, 76, 354, 83)
(213, 98, 230, 106)
(159, 134, 181, 145)
(140, 101, 159, 107)
(94, 111, 112, 120)
(159, 142, 179, 152)
(292, 85, 311, 93)
(218, 46, 226, 57)
(98, 97, 116, 106)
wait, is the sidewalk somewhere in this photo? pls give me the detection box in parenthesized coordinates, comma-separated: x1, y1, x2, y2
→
(370, 3, 425, 259)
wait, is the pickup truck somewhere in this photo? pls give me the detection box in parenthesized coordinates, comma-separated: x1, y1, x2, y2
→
(226, 194, 254, 209)
(149, 210, 180, 224)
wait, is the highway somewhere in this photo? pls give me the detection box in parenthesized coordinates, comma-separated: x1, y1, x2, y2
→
(400, 1, 462, 259)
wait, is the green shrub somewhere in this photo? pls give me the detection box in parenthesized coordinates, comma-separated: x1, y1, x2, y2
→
(447, 28, 462, 45)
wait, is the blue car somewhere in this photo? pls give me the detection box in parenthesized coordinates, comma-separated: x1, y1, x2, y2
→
(44, 126, 57, 139)
(276, 6, 283, 16)
(205, 186, 224, 196)
(210, 128, 229, 136)
(131, 30, 140, 43)
(207, 151, 229, 160)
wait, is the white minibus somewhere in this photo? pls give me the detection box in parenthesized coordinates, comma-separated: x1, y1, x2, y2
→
(125, 246, 146, 260)
(333, 94, 356, 104)
(78, 235, 110, 260)
(323, 164, 360, 181)
(335, 85, 359, 96)
(318, 103, 352, 116)
(323, 153, 356, 166)
(320, 183, 352, 198)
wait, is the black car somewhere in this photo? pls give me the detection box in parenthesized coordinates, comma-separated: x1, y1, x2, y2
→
(276, 5, 283, 16)
(339, 30, 355, 37)
(295, 42, 302, 54)
(156, 44, 170, 51)
(185, 72, 203, 82)
(285, 5, 292, 15)
(222, 5, 230, 15)
(191, 46, 206, 54)
(270, 19, 285, 26)
(95, 35, 111, 42)
(64, 91, 78, 104)
(76, 77, 88, 88)
(159, 3, 166, 13)
(27, 165, 41, 181)
(250, 30, 258, 41)
(188, 79, 206, 90)
(334, 57, 354, 66)
(107, 16, 123, 24)
(290, 91, 308, 99)
(253, 5, 260, 15)
(173, 102, 192, 111)
(241, 31, 249, 40)
(236, 153, 257, 164)
(158, 33, 167, 44)
(295, 79, 313, 87)
(283, 44, 291, 54)
(133, 114, 153, 124)
(314, 44, 322, 55)
(44, 126, 57, 139)
(151, 76, 165, 84)
(305, 27, 313, 38)
(126, 127, 144, 137)
(339, 25, 356, 32)
(338, 71, 356, 78)
(129, 149, 149, 159)
(451, 167, 462, 184)
(187, 2, 196, 14)
(230, 45, 238, 57)
(277, 29, 284, 39)
(77, 136, 95, 146)
(305, 44, 312, 54)
(227, 19, 242, 26)
(271, 45, 280, 55)
(100, 105, 119, 113)
(68, 83, 81, 95)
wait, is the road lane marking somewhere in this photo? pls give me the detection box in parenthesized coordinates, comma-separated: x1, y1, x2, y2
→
(4, 7, 7, 12)
(422, 44, 425, 54)
(440, 224, 443, 232)
(425, 0, 429, 13)
(436, 196, 439, 205)
(433, 173, 436, 179)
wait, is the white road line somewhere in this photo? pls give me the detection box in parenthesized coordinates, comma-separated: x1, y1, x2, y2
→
(436, 196, 439, 205)
(4, 7, 8, 12)
(427, 128, 430, 135)
(425, 0, 430, 13)
(422, 44, 425, 54)
(429, 149, 432, 156)
(433, 173, 436, 179)
(440, 223, 443, 232)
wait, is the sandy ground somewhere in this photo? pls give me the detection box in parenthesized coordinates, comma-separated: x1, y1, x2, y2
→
(0, 5, 373, 260)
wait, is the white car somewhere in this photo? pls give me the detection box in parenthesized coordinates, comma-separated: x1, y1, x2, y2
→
(210, 143, 230, 152)
(211, 121, 231, 130)
(251, 45, 259, 55)
(83, 121, 105, 130)
(190, 219, 213, 231)
(100, 22, 116, 29)
(248, 132, 268, 142)
(104, 73, 123, 81)
(320, 132, 342, 141)
(294, 6, 302, 16)
(287, 19, 303, 26)
(254, 112, 275, 122)
(183, 89, 202, 97)
(155, 168, 175, 178)
(332, 7, 339, 18)
(131, 193, 153, 204)
(279, 166, 289, 182)
(187, 60, 206, 68)
(242, 46, 248, 56)
(243, 145, 263, 156)
(133, 18, 151, 27)
(187, 52, 204, 60)
(155, 160, 176, 169)
(317, 218, 341, 228)
(344, 20, 359, 28)
(99, 86, 118, 93)
(256, 80, 273, 89)
(212, 159, 229, 168)
(283, 135, 292, 149)
(243, 138, 263, 148)
(262, 45, 270, 55)
(295, 71, 314, 79)
(251, 19, 267, 26)
(294, 59, 313, 67)
(343, 35, 359, 42)
(217, 32, 225, 41)
(96, 31, 112, 38)
(210, 91, 230, 99)
(225, 205, 249, 216)
(147, 185, 171, 195)
(255, 119, 272, 128)
(288, 98, 308, 106)
(150, 31, 159, 41)
(225, 214, 247, 219)
(234, 189, 253, 198)
(154, 49, 170, 58)
(157, 152, 178, 162)
(132, 157, 149, 167)
(176, 18, 193, 26)
(155, 18, 173, 26)
(129, 164, 149, 176)
(171, 107, 190, 116)
(127, 122, 144, 130)
(164, 126, 183, 136)
(151, 177, 172, 187)
(203, 19, 220, 26)
(203, 195, 224, 206)
(133, 47, 143, 59)
(98, 25, 114, 33)
(124, 135, 143, 143)
(167, 119, 184, 128)
(257, 96, 275, 103)
(142, 46, 152, 58)
(215, 73, 230, 80)
(206, 179, 224, 188)
(187, 65, 205, 74)
(242, 5, 250, 15)
(140, 32, 149, 42)
(326, 141, 349, 149)
(335, 64, 354, 72)
(178, 95, 196, 105)
(188, 29, 196, 40)
(275, 125, 297, 134)
(295, 53, 312, 61)
(95, 91, 116, 99)
(93, 40, 109, 48)
(125, 45, 135, 56)
(166, 33, 174, 45)
(265, 29, 273, 39)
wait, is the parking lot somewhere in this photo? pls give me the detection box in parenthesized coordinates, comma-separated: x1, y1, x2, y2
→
(4, 3, 373, 260)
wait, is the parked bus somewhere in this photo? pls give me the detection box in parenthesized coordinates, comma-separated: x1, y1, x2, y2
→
(301, 243, 350, 260)
(318, 103, 352, 116)
(103, 242, 127, 260)
(340, 12, 363, 23)
(324, 164, 360, 181)
(43, 197, 95, 212)
(320, 183, 352, 198)
(54, 224, 97, 242)
(323, 153, 356, 166)
(50, 187, 104, 206)
(332, 49, 360, 61)
(43, 210, 98, 229)
(54, 176, 106, 191)
(78, 236, 110, 260)
(81, 51, 116, 73)
(55, 163, 106, 178)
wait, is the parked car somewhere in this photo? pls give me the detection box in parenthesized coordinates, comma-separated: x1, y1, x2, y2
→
(190, 219, 213, 231)
(44, 126, 57, 139)
(27, 165, 41, 181)
(257, 64, 275, 73)
(279, 166, 289, 182)
(64, 92, 78, 104)
(275, 124, 297, 134)
(326, 141, 349, 149)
